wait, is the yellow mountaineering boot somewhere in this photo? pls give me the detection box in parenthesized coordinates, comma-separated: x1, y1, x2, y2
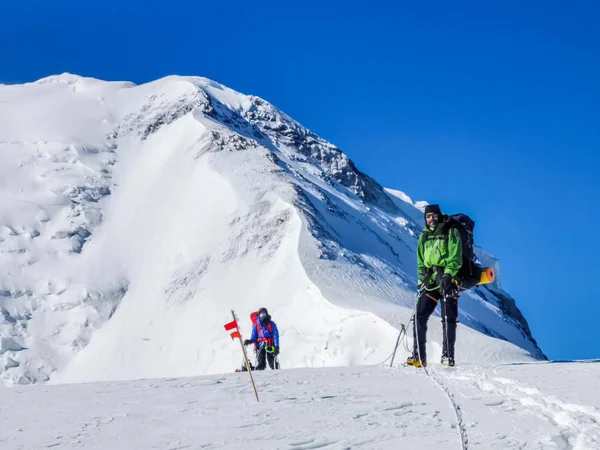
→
(406, 356, 427, 368)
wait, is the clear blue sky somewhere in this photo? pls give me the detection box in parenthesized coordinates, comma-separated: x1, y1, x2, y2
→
(3, 1, 599, 360)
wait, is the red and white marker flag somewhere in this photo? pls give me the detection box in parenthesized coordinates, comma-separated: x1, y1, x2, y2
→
(224, 310, 259, 402)
(224, 319, 241, 340)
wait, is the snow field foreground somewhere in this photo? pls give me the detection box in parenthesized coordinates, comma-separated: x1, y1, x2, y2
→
(2, 362, 599, 450)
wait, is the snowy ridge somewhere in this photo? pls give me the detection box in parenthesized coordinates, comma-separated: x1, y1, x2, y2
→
(0, 73, 543, 385)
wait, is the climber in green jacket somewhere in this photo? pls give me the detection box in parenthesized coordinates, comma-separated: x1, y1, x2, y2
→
(407, 204, 462, 368)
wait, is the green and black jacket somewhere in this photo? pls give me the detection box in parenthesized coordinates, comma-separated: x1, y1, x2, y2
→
(417, 218, 463, 291)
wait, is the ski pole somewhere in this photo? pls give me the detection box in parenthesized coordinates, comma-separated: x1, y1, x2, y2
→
(390, 324, 405, 367)
(442, 288, 457, 364)
(411, 284, 425, 355)
(414, 286, 425, 367)
(442, 294, 450, 361)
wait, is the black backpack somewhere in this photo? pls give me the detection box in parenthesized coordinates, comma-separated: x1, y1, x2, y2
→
(443, 214, 480, 290)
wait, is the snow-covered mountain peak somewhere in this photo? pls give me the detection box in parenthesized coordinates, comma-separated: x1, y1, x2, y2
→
(32, 72, 135, 89)
(0, 74, 544, 385)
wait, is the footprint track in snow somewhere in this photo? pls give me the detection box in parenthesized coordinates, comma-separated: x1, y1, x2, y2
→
(450, 371, 600, 449)
(288, 438, 339, 449)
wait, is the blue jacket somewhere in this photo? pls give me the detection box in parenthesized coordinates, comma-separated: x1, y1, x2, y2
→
(250, 320, 279, 349)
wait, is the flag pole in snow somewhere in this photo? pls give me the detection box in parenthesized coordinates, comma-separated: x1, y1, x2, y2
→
(225, 310, 259, 402)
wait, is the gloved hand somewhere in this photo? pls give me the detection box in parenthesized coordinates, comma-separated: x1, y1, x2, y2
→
(243, 339, 252, 346)
(274, 346, 280, 356)
(440, 274, 455, 296)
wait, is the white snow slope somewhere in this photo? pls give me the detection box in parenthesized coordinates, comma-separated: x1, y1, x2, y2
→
(2, 362, 600, 449)
(0, 73, 544, 385)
